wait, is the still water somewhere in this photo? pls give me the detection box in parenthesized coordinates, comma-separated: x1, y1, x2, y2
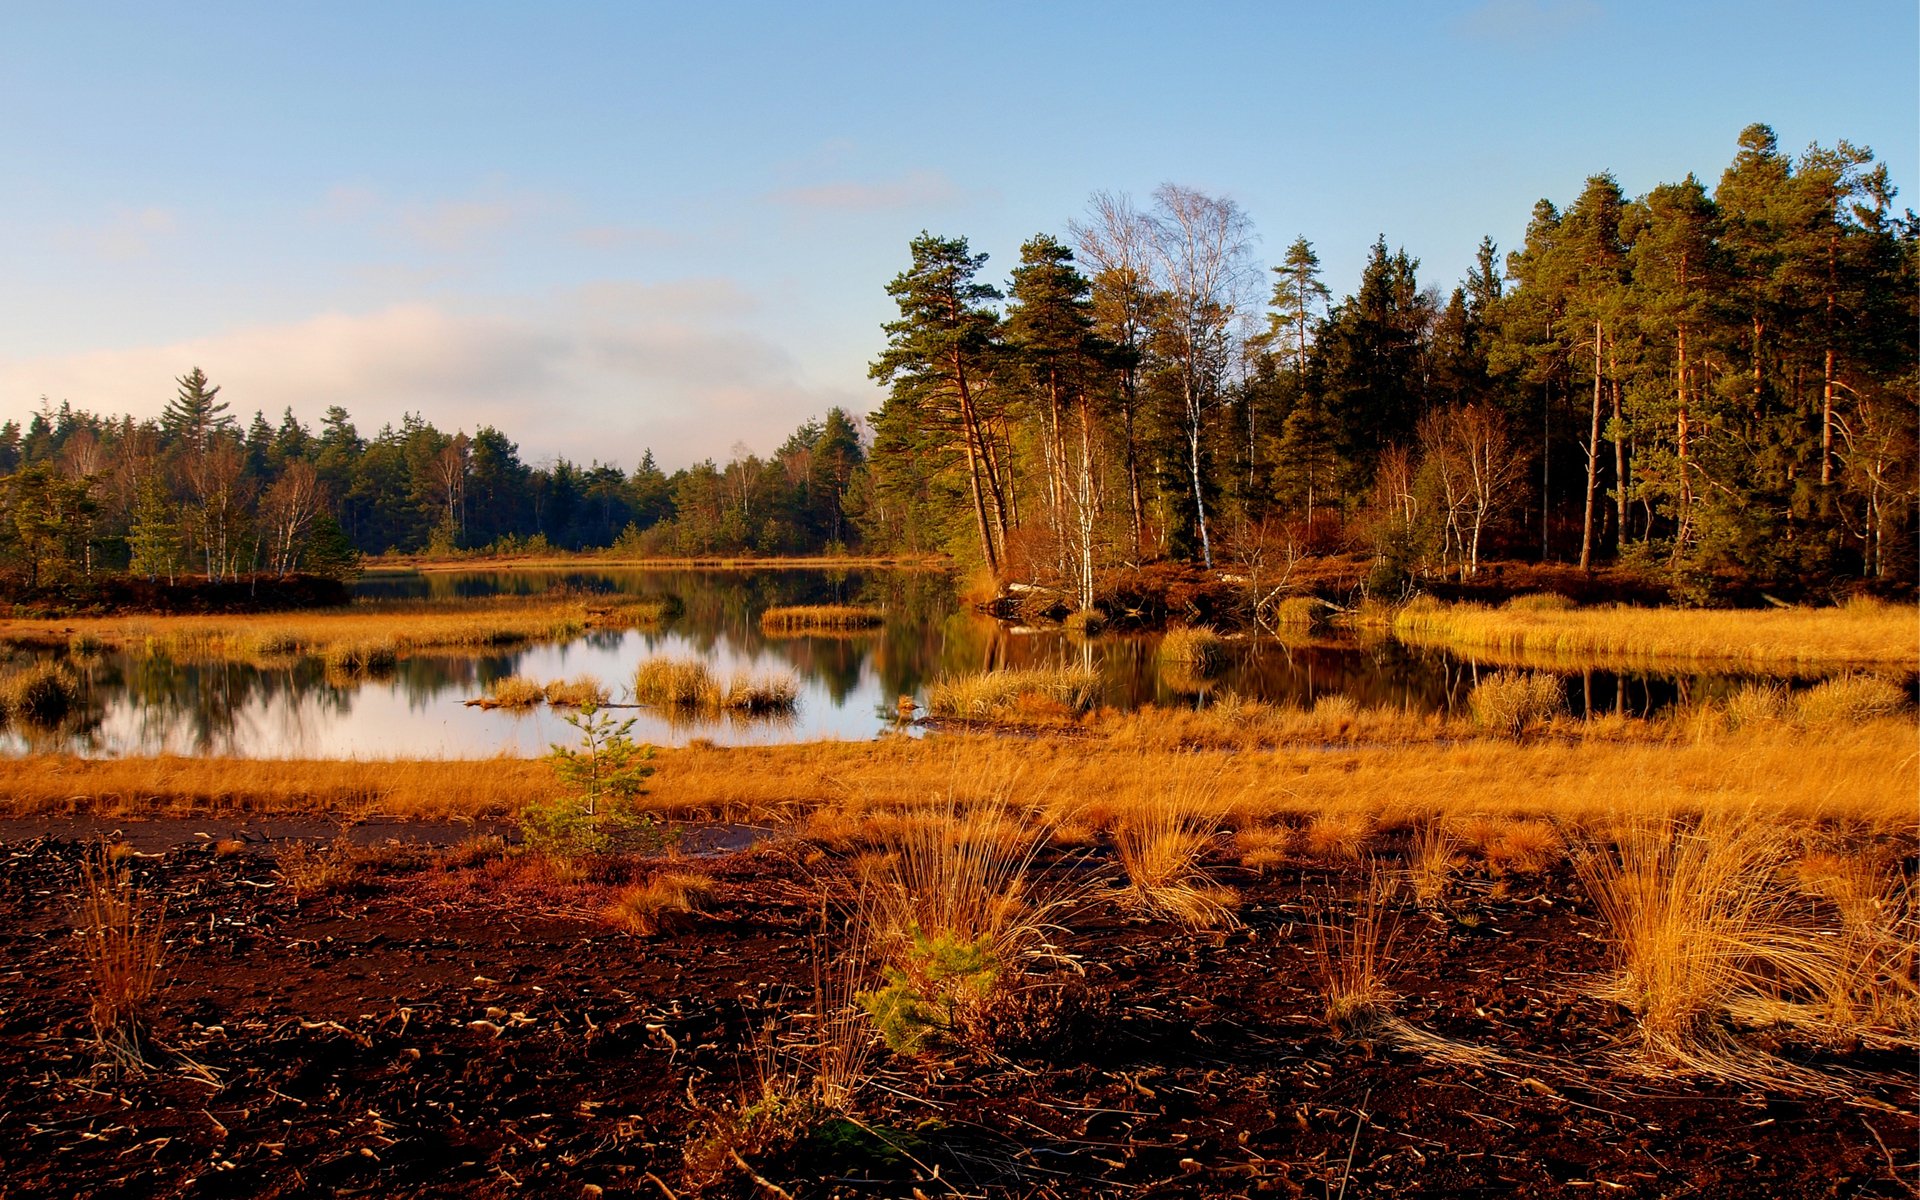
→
(2, 568, 1822, 759)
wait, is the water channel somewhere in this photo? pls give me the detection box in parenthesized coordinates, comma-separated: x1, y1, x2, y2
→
(0, 567, 1847, 758)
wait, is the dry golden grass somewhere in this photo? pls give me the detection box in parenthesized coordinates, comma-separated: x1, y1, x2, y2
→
(1236, 825, 1293, 873)
(1270, 596, 1335, 629)
(602, 871, 717, 935)
(634, 659, 798, 715)
(485, 675, 548, 708)
(1158, 627, 1229, 675)
(1467, 670, 1566, 735)
(758, 605, 885, 634)
(76, 843, 167, 1074)
(1110, 777, 1240, 929)
(1406, 823, 1462, 907)
(0, 661, 81, 727)
(1304, 811, 1376, 861)
(2, 710, 1911, 839)
(1394, 595, 1918, 670)
(1315, 866, 1402, 1037)
(0, 755, 557, 819)
(1574, 817, 1826, 1082)
(543, 675, 609, 708)
(925, 666, 1103, 721)
(0, 593, 674, 665)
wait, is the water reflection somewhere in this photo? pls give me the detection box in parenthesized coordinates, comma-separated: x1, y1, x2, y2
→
(0, 567, 1863, 759)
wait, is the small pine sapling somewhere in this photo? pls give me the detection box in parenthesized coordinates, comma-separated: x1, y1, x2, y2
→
(524, 704, 670, 856)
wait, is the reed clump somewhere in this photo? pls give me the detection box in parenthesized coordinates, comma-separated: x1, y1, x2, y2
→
(76, 843, 167, 1074)
(485, 675, 549, 708)
(603, 871, 717, 935)
(925, 666, 1102, 722)
(322, 639, 399, 678)
(1112, 779, 1240, 929)
(759, 605, 884, 634)
(1158, 626, 1229, 675)
(1270, 595, 1335, 629)
(1395, 595, 1918, 669)
(1467, 670, 1565, 735)
(1316, 867, 1403, 1038)
(1790, 674, 1909, 725)
(0, 661, 81, 727)
(543, 675, 609, 708)
(633, 658, 798, 715)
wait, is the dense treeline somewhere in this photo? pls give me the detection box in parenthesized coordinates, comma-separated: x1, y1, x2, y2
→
(2, 124, 1911, 604)
(0, 376, 869, 588)
(869, 124, 1917, 601)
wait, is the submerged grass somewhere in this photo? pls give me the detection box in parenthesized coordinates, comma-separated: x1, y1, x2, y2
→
(1394, 595, 1918, 670)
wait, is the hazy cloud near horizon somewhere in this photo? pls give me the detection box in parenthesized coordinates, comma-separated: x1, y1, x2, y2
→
(0, 282, 867, 469)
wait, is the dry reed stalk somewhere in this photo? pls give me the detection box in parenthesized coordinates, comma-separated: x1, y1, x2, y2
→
(1111, 776, 1240, 929)
(1315, 866, 1403, 1037)
(1466, 670, 1566, 736)
(1406, 823, 1462, 907)
(76, 843, 166, 1074)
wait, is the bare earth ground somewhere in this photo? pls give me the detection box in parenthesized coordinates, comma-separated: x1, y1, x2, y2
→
(1, 829, 1913, 1199)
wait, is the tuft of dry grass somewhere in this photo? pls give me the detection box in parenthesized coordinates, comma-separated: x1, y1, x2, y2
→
(543, 675, 609, 708)
(1569, 815, 1882, 1086)
(634, 658, 797, 715)
(1791, 674, 1910, 725)
(926, 666, 1103, 722)
(1315, 866, 1403, 1038)
(602, 871, 717, 935)
(1236, 825, 1294, 873)
(0, 661, 81, 727)
(1270, 596, 1334, 629)
(485, 675, 548, 708)
(759, 605, 884, 634)
(1158, 626, 1229, 675)
(1396, 595, 1918, 670)
(1482, 818, 1564, 875)
(1304, 811, 1375, 861)
(1406, 823, 1462, 907)
(1111, 778, 1240, 929)
(1467, 670, 1565, 735)
(76, 843, 167, 1074)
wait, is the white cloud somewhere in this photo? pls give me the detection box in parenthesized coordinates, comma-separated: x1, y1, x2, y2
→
(0, 282, 866, 467)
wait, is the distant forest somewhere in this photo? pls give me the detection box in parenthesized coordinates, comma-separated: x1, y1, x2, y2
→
(2, 124, 1912, 599)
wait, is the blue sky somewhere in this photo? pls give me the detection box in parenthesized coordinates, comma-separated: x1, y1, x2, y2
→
(2, 1, 1912, 467)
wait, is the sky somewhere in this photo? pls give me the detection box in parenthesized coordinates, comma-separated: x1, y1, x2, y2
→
(1, 0, 1913, 470)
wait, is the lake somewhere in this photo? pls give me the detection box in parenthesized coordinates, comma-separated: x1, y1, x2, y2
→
(1, 567, 1824, 758)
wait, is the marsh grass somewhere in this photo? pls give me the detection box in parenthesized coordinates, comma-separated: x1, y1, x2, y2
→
(1569, 816, 1893, 1089)
(1271, 596, 1335, 629)
(925, 666, 1102, 721)
(1396, 595, 1917, 669)
(0, 661, 81, 727)
(1111, 776, 1240, 929)
(1467, 670, 1565, 736)
(76, 843, 166, 1075)
(485, 676, 549, 708)
(1790, 674, 1910, 724)
(543, 675, 609, 708)
(1158, 626, 1229, 675)
(0, 593, 673, 666)
(759, 605, 885, 634)
(634, 658, 798, 715)
(602, 871, 717, 935)
(1406, 823, 1462, 907)
(1315, 866, 1403, 1038)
